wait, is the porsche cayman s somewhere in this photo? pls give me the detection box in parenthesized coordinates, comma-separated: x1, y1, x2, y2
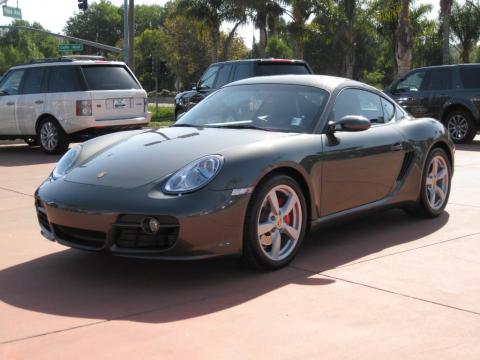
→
(35, 75, 454, 270)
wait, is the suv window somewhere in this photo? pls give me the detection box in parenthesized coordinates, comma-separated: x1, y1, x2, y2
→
(22, 67, 45, 94)
(47, 66, 84, 93)
(82, 65, 139, 90)
(233, 63, 252, 81)
(199, 65, 219, 89)
(257, 63, 310, 76)
(333, 89, 385, 124)
(215, 64, 233, 88)
(395, 70, 427, 93)
(0, 69, 25, 95)
(459, 66, 480, 89)
(426, 68, 452, 90)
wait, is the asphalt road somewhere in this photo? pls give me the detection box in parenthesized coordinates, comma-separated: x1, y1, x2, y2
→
(1, 138, 480, 359)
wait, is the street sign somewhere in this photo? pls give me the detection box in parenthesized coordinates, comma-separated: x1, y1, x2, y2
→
(58, 43, 84, 52)
(2, 6, 22, 19)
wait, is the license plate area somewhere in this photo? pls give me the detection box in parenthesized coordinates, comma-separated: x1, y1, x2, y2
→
(113, 98, 130, 109)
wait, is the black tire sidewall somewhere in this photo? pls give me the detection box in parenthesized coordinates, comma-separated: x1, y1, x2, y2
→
(38, 118, 69, 155)
(419, 148, 452, 217)
(244, 175, 307, 270)
(445, 110, 476, 144)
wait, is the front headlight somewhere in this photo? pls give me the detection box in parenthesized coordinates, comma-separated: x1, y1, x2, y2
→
(163, 155, 224, 194)
(51, 145, 82, 180)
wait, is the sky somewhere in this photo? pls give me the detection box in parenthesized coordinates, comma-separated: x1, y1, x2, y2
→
(0, 0, 446, 48)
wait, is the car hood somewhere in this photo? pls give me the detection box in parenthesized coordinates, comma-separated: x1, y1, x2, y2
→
(65, 127, 295, 189)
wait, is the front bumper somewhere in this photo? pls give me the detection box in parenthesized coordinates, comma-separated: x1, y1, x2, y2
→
(35, 179, 250, 260)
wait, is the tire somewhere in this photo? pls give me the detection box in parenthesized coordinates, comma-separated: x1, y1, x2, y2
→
(242, 175, 307, 270)
(444, 109, 477, 144)
(37, 117, 69, 155)
(405, 148, 452, 218)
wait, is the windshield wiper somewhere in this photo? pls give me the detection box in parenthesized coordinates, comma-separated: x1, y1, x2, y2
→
(206, 124, 272, 131)
(171, 123, 198, 128)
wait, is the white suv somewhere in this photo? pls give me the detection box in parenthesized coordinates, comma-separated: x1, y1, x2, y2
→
(0, 57, 150, 154)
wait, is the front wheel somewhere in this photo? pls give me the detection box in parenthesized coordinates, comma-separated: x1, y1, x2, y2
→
(405, 148, 451, 218)
(38, 118, 69, 154)
(243, 175, 307, 270)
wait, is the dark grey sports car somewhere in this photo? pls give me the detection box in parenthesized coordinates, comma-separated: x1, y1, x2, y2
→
(35, 75, 454, 270)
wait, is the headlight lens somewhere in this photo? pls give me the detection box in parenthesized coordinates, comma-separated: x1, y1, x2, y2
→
(51, 145, 82, 180)
(163, 155, 224, 194)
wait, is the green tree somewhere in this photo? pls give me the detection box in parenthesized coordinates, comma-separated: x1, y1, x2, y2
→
(265, 35, 293, 58)
(450, 0, 480, 63)
(395, 0, 413, 78)
(440, 0, 453, 64)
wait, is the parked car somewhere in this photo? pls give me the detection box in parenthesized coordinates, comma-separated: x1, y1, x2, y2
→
(0, 57, 150, 154)
(35, 75, 454, 270)
(385, 63, 480, 143)
(174, 59, 313, 119)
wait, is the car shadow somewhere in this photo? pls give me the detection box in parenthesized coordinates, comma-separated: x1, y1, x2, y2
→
(0, 144, 61, 167)
(455, 139, 480, 152)
(0, 209, 449, 324)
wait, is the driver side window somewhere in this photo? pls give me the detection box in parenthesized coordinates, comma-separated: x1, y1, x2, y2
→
(394, 70, 427, 94)
(0, 69, 25, 96)
(199, 65, 220, 89)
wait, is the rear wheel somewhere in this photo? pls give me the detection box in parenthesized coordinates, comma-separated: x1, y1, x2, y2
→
(38, 118, 69, 154)
(243, 175, 307, 270)
(445, 110, 476, 144)
(405, 148, 451, 218)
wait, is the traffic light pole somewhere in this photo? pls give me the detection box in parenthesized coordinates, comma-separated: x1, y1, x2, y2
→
(128, 0, 134, 72)
(123, 0, 128, 64)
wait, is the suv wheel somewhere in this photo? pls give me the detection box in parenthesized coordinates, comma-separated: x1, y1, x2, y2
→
(38, 118, 69, 154)
(445, 110, 476, 144)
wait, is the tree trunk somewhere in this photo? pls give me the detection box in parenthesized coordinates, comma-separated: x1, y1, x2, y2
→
(441, 0, 452, 65)
(462, 41, 472, 63)
(258, 25, 267, 58)
(222, 21, 242, 61)
(211, 30, 219, 63)
(294, 39, 304, 59)
(395, 0, 413, 79)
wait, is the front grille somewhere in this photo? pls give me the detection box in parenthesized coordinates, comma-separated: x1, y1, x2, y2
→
(114, 215, 179, 250)
(52, 224, 106, 249)
(35, 199, 51, 231)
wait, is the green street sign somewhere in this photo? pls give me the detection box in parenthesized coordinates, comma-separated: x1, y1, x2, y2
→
(58, 43, 84, 52)
(2, 6, 22, 19)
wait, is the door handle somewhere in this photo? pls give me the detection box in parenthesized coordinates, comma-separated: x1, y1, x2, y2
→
(391, 143, 403, 151)
(35, 100, 44, 105)
(6, 101, 14, 106)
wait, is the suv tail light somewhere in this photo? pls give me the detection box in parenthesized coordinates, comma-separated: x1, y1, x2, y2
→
(76, 100, 92, 116)
(144, 98, 148, 113)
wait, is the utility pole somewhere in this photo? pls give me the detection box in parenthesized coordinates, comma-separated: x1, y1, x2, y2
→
(128, 0, 135, 72)
(123, 0, 128, 64)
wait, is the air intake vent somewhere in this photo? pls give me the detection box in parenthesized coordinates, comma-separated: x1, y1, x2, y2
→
(397, 151, 415, 181)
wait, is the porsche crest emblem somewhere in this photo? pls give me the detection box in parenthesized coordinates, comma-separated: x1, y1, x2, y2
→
(96, 171, 108, 179)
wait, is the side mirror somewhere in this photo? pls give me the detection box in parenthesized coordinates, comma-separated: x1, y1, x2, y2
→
(191, 83, 197, 90)
(327, 115, 371, 133)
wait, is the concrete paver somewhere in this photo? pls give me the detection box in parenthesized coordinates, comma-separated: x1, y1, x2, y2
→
(1, 137, 480, 359)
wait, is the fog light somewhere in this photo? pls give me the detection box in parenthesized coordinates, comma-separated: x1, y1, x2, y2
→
(142, 217, 161, 234)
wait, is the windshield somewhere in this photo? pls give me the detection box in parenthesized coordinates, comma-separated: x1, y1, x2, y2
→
(176, 84, 328, 133)
(82, 65, 140, 90)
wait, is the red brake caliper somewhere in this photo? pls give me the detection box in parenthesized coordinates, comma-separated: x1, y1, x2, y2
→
(277, 196, 291, 225)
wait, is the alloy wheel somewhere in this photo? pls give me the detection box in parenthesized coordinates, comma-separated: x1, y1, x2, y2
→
(40, 121, 59, 152)
(447, 114, 468, 141)
(425, 155, 449, 211)
(257, 185, 303, 261)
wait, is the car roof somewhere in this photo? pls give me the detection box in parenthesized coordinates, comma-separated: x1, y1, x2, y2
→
(210, 58, 308, 66)
(225, 74, 375, 93)
(412, 63, 480, 71)
(10, 59, 126, 70)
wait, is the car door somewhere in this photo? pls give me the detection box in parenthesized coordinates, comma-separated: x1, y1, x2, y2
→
(425, 67, 454, 120)
(390, 69, 430, 117)
(321, 88, 406, 215)
(16, 66, 47, 135)
(188, 65, 220, 109)
(0, 69, 25, 135)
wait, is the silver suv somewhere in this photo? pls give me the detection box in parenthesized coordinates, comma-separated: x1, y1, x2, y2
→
(0, 57, 150, 154)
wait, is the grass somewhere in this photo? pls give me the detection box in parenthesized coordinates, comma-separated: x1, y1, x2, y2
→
(148, 104, 175, 128)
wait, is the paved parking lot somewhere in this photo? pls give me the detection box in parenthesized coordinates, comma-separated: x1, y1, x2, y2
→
(1, 138, 480, 359)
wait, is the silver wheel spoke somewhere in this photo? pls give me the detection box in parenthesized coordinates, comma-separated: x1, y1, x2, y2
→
(281, 192, 299, 217)
(425, 155, 449, 210)
(267, 190, 280, 215)
(270, 231, 281, 259)
(258, 221, 275, 236)
(426, 176, 434, 186)
(283, 223, 300, 241)
(435, 186, 446, 202)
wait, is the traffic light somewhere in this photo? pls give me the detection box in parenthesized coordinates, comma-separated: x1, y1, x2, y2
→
(78, 0, 88, 11)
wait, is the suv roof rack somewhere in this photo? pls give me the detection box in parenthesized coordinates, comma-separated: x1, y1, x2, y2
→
(25, 55, 106, 65)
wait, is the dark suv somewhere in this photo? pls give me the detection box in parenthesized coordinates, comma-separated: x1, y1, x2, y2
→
(385, 64, 480, 143)
(174, 59, 313, 119)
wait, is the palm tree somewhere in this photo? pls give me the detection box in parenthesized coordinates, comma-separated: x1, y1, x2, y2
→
(285, 0, 316, 59)
(450, 0, 480, 63)
(395, 0, 413, 78)
(440, 0, 453, 64)
(340, 0, 356, 78)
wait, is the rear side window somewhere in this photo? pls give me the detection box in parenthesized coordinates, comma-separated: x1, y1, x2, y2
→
(82, 65, 140, 90)
(459, 67, 480, 89)
(233, 63, 252, 81)
(22, 67, 45, 94)
(426, 68, 452, 90)
(257, 63, 310, 76)
(215, 64, 233, 88)
(47, 66, 84, 93)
